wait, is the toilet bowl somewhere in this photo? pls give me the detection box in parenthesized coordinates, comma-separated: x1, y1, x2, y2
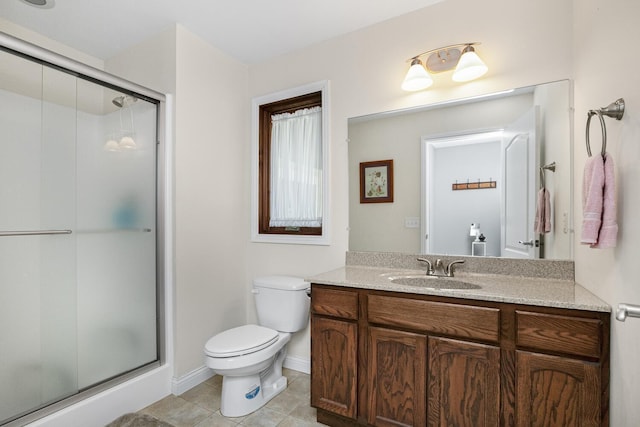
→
(204, 276, 310, 417)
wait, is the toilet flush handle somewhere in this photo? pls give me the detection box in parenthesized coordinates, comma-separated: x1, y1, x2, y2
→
(251, 289, 260, 294)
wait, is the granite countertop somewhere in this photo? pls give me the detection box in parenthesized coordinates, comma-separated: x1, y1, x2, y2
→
(307, 265, 611, 313)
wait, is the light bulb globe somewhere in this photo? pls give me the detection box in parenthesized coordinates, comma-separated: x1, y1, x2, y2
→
(104, 139, 120, 152)
(401, 59, 433, 91)
(452, 48, 488, 82)
(119, 136, 137, 149)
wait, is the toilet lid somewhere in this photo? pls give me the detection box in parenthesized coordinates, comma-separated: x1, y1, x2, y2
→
(205, 324, 279, 358)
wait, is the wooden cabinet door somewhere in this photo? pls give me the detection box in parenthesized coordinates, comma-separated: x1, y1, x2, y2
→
(516, 351, 601, 427)
(310, 315, 358, 419)
(367, 327, 427, 427)
(427, 337, 501, 427)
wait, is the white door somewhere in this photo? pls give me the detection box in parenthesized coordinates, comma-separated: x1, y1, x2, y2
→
(501, 107, 540, 258)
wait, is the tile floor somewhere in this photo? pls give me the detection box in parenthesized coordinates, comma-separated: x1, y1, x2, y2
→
(137, 369, 326, 427)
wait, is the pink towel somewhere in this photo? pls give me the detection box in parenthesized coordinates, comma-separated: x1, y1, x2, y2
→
(534, 188, 551, 234)
(581, 155, 604, 244)
(592, 153, 617, 248)
(581, 153, 617, 248)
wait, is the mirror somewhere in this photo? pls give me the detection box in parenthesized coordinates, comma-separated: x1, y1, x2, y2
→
(348, 80, 573, 259)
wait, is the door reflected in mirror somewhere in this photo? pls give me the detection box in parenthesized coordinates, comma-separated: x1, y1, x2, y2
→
(348, 80, 573, 260)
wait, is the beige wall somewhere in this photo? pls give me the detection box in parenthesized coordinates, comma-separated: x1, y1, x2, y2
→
(172, 27, 249, 376)
(573, 1, 640, 424)
(4, 0, 640, 423)
(247, 0, 573, 365)
(174, 27, 249, 377)
(105, 27, 177, 96)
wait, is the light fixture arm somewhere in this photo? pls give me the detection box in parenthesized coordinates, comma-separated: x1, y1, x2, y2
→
(406, 42, 481, 63)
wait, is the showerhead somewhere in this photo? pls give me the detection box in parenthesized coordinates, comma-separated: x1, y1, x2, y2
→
(112, 95, 137, 108)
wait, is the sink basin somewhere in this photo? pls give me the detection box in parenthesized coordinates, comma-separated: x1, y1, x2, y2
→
(389, 275, 481, 290)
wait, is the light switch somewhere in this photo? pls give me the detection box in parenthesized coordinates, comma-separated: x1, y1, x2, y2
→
(405, 217, 420, 228)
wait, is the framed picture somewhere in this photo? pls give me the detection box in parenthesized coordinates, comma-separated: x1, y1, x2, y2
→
(360, 159, 394, 203)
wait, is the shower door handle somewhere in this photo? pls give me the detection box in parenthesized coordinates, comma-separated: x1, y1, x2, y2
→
(0, 229, 72, 237)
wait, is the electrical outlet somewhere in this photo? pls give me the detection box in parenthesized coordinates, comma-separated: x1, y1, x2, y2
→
(405, 217, 420, 228)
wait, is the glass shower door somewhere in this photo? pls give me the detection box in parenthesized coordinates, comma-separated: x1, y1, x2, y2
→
(0, 48, 159, 425)
(0, 52, 78, 422)
(75, 81, 158, 389)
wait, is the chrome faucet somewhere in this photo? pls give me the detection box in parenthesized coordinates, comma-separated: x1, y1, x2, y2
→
(417, 258, 465, 277)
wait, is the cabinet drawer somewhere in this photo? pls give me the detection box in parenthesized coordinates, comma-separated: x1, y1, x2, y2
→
(368, 295, 500, 343)
(311, 286, 358, 320)
(516, 311, 602, 358)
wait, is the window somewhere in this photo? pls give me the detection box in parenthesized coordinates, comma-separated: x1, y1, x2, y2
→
(251, 81, 330, 245)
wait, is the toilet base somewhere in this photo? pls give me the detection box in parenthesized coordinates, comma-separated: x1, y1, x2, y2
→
(219, 348, 288, 417)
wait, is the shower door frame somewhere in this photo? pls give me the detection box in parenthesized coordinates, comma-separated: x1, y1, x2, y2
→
(0, 32, 170, 427)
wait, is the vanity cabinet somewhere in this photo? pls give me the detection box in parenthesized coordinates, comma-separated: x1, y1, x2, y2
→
(310, 284, 610, 427)
(516, 351, 600, 426)
(427, 337, 501, 426)
(310, 287, 358, 419)
(514, 310, 605, 427)
(367, 327, 427, 426)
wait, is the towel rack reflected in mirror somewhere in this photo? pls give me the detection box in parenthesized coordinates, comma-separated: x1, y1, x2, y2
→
(586, 98, 625, 157)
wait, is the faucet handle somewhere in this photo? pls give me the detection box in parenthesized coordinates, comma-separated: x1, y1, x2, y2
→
(445, 259, 465, 277)
(417, 257, 434, 275)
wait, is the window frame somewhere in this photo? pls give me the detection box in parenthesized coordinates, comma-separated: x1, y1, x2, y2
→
(251, 80, 330, 245)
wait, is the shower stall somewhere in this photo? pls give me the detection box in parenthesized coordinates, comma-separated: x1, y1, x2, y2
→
(0, 35, 166, 426)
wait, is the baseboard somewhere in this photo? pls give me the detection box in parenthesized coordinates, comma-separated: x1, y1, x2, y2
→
(173, 355, 310, 395)
(171, 365, 214, 395)
(283, 355, 310, 374)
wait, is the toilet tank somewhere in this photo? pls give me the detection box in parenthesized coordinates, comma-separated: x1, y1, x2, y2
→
(253, 276, 310, 332)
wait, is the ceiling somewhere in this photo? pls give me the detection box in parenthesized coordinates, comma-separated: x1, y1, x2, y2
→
(0, 0, 444, 63)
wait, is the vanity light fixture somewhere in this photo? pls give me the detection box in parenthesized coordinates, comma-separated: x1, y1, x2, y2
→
(401, 42, 488, 91)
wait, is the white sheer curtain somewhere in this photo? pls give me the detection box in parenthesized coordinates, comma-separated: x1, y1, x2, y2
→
(269, 106, 322, 227)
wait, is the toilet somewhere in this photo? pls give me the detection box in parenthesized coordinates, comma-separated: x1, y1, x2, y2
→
(204, 275, 310, 417)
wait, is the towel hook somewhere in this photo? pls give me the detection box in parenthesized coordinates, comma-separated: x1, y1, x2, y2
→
(585, 98, 625, 157)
